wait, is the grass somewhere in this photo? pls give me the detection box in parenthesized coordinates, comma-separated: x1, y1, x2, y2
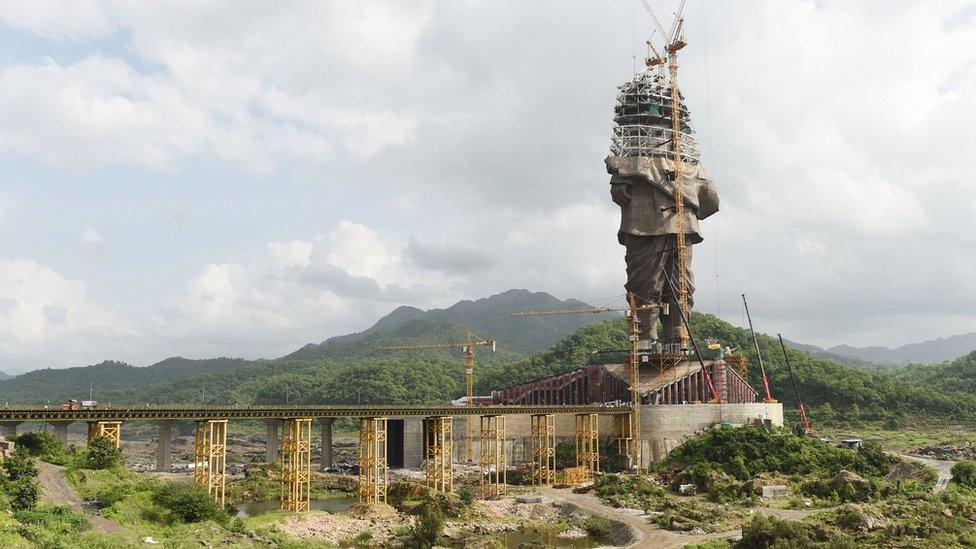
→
(816, 424, 976, 452)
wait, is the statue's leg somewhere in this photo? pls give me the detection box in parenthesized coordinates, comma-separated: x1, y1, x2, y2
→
(662, 239, 696, 348)
(624, 234, 668, 344)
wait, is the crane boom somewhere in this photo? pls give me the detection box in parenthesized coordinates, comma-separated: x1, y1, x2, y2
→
(510, 304, 659, 317)
(777, 334, 813, 435)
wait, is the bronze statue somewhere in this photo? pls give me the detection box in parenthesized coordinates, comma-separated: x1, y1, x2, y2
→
(607, 155, 718, 349)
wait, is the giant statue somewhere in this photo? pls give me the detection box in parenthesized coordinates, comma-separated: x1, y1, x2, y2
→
(607, 70, 719, 351)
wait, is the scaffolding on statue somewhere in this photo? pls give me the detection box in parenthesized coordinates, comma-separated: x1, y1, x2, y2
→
(530, 414, 555, 486)
(479, 415, 506, 498)
(610, 69, 701, 163)
(358, 417, 388, 504)
(424, 416, 453, 493)
(193, 419, 227, 506)
(280, 418, 312, 512)
(575, 413, 599, 477)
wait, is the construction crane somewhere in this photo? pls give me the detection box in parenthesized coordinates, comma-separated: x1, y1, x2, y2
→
(741, 293, 777, 403)
(378, 332, 495, 462)
(777, 334, 813, 436)
(639, 0, 691, 351)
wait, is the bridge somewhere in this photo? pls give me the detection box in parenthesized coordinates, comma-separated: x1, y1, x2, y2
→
(0, 403, 630, 511)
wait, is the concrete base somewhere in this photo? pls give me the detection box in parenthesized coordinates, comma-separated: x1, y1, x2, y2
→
(156, 421, 173, 472)
(403, 418, 423, 469)
(49, 422, 71, 446)
(0, 422, 20, 438)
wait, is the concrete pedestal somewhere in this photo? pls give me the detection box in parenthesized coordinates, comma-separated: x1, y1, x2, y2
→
(156, 421, 173, 472)
(319, 419, 334, 471)
(49, 422, 70, 446)
(403, 418, 424, 470)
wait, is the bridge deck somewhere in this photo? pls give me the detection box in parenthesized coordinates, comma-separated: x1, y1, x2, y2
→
(0, 404, 629, 423)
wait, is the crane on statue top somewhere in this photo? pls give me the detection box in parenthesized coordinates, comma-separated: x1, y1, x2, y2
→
(639, 0, 693, 350)
(378, 331, 496, 462)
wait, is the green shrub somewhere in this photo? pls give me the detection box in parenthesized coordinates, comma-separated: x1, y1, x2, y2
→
(411, 497, 445, 548)
(734, 514, 854, 548)
(12, 432, 63, 458)
(3, 447, 38, 480)
(951, 461, 976, 488)
(581, 514, 613, 537)
(594, 473, 665, 510)
(151, 482, 226, 523)
(84, 437, 123, 470)
(13, 505, 89, 536)
(458, 487, 474, 506)
(6, 479, 39, 510)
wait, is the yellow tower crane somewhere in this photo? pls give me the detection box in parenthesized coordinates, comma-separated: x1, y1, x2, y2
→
(379, 332, 496, 462)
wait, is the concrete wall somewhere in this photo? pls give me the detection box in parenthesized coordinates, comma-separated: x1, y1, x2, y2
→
(641, 403, 783, 467)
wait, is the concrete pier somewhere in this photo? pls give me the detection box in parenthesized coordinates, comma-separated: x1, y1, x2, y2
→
(0, 422, 20, 438)
(404, 418, 423, 469)
(319, 418, 334, 470)
(49, 422, 70, 446)
(156, 421, 173, 472)
(265, 419, 280, 463)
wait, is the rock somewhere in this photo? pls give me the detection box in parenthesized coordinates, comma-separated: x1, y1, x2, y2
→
(942, 508, 953, 518)
(739, 478, 762, 496)
(678, 483, 697, 496)
(516, 495, 542, 504)
(761, 485, 789, 499)
(690, 527, 706, 535)
(143, 537, 159, 545)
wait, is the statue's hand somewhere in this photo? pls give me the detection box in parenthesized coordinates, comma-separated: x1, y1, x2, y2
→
(611, 183, 632, 206)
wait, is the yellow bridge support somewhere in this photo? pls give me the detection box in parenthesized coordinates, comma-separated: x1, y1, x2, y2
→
(613, 413, 633, 468)
(424, 416, 453, 493)
(193, 419, 227, 506)
(479, 415, 507, 498)
(280, 418, 312, 512)
(530, 414, 555, 486)
(87, 421, 121, 448)
(575, 413, 599, 477)
(358, 417, 388, 504)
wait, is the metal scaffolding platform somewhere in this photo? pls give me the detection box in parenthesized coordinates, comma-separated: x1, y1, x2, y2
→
(87, 420, 121, 448)
(479, 415, 507, 498)
(613, 413, 634, 468)
(530, 414, 555, 486)
(424, 416, 453, 493)
(280, 418, 312, 512)
(575, 413, 599, 476)
(358, 417, 388, 504)
(193, 419, 227, 506)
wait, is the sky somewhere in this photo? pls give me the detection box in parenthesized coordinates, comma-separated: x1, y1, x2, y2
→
(0, 0, 974, 372)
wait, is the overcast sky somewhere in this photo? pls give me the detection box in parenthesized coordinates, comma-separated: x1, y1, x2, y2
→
(0, 0, 974, 371)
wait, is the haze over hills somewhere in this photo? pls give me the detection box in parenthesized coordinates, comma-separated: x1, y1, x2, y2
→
(799, 332, 976, 365)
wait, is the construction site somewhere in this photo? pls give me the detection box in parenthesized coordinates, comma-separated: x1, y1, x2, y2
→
(0, 3, 786, 523)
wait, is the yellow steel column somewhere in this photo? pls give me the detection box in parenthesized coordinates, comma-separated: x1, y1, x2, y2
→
(424, 416, 453, 493)
(613, 414, 633, 468)
(280, 418, 312, 512)
(193, 420, 227, 507)
(530, 414, 555, 486)
(479, 415, 506, 498)
(574, 413, 599, 477)
(357, 417, 388, 504)
(87, 421, 122, 448)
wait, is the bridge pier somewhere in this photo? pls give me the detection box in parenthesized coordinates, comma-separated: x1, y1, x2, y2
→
(530, 414, 555, 486)
(574, 413, 599, 477)
(404, 418, 423, 469)
(264, 419, 280, 463)
(319, 418, 334, 471)
(194, 420, 227, 506)
(88, 421, 122, 448)
(357, 417, 388, 504)
(156, 421, 173, 472)
(49, 421, 71, 447)
(424, 417, 453, 493)
(0, 422, 20, 438)
(280, 418, 312, 512)
(479, 415, 506, 498)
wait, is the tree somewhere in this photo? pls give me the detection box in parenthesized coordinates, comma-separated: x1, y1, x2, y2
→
(817, 402, 836, 423)
(3, 447, 39, 480)
(6, 478, 39, 510)
(85, 436, 123, 470)
(412, 498, 445, 548)
(152, 482, 225, 523)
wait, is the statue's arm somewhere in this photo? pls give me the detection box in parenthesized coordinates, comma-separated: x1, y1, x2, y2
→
(696, 176, 719, 220)
(609, 174, 632, 206)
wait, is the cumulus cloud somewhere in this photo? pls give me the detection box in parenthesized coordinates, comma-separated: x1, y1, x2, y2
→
(79, 226, 105, 253)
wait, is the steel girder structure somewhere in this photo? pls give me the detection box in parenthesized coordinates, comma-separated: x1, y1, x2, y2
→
(280, 418, 312, 512)
(193, 419, 228, 506)
(358, 417, 388, 505)
(530, 414, 555, 486)
(87, 421, 121, 448)
(575, 413, 600, 477)
(424, 416, 453, 493)
(479, 415, 507, 499)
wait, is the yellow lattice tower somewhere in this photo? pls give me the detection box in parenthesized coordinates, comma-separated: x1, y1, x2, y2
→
(479, 415, 506, 498)
(193, 419, 227, 506)
(726, 354, 748, 379)
(87, 421, 121, 448)
(357, 417, 388, 504)
(424, 416, 453, 493)
(626, 293, 642, 470)
(530, 414, 555, 486)
(666, 26, 690, 351)
(574, 413, 599, 477)
(280, 418, 312, 512)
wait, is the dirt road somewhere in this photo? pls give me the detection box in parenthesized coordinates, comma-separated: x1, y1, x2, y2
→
(901, 454, 955, 492)
(36, 461, 124, 534)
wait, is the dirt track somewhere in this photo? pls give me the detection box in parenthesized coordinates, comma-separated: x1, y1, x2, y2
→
(36, 461, 124, 534)
(901, 454, 955, 492)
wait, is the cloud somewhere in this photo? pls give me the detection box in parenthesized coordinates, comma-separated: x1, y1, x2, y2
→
(404, 238, 497, 274)
(79, 226, 105, 253)
(0, 0, 115, 40)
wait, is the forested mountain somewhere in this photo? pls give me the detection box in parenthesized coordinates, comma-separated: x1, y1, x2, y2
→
(890, 350, 976, 397)
(306, 289, 616, 356)
(0, 357, 252, 404)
